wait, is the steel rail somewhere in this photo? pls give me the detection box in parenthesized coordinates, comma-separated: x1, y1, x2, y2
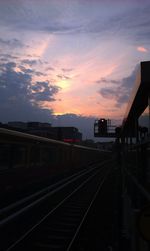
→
(66, 164, 112, 250)
(0, 165, 90, 215)
(0, 160, 110, 227)
(6, 164, 108, 251)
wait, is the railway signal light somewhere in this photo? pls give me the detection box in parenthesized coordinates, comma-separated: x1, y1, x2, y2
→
(94, 119, 107, 137)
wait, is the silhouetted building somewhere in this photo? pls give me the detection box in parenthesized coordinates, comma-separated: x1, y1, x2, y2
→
(51, 127, 82, 142)
(1, 122, 82, 143)
(8, 121, 27, 130)
(27, 122, 51, 128)
(26, 122, 54, 138)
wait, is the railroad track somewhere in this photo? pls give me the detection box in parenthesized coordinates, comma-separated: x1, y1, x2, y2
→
(0, 160, 113, 251)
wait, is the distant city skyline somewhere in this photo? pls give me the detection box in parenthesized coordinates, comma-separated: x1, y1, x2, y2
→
(0, 0, 150, 138)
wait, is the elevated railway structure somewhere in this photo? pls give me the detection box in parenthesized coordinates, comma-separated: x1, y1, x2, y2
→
(118, 61, 150, 251)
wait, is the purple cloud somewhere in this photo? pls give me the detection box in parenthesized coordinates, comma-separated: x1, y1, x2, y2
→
(98, 65, 139, 107)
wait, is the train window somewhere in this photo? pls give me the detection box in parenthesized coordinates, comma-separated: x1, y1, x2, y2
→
(40, 145, 58, 166)
(12, 144, 26, 168)
(0, 143, 10, 170)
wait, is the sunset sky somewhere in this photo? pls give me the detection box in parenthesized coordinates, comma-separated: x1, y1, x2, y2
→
(0, 0, 150, 138)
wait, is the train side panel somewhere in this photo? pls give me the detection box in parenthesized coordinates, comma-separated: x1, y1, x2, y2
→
(0, 128, 112, 196)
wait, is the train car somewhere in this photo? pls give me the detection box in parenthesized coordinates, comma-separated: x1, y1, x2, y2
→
(0, 128, 112, 198)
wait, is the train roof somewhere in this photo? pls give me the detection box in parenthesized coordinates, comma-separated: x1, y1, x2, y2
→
(0, 127, 71, 146)
(0, 128, 107, 152)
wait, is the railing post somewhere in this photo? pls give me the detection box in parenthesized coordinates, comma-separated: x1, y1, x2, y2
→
(148, 92, 150, 136)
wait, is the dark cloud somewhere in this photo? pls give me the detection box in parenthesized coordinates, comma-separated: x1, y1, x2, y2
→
(26, 54, 40, 58)
(0, 38, 25, 48)
(21, 59, 38, 66)
(0, 57, 7, 62)
(18, 66, 47, 76)
(96, 78, 120, 85)
(0, 61, 60, 122)
(30, 81, 60, 102)
(100, 88, 120, 100)
(0, 54, 18, 60)
(46, 67, 55, 71)
(19, 66, 35, 74)
(44, 24, 82, 34)
(98, 65, 139, 107)
(62, 68, 73, 72)
(45, 67, 55, 71)
(3, 62, 17, 70)
(57, 74, 71, 80)
(35, 71, 46, 76)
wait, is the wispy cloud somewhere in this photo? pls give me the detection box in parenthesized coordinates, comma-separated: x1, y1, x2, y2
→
(96, 78, 120, 85)
(57, 74, 71, 80)
(62, 68, 73, 72)
(137, 46, 148, 53)
(1, 0, 150, 41)
(45, 67, 55, 71)
(0, 53, 19, 60)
